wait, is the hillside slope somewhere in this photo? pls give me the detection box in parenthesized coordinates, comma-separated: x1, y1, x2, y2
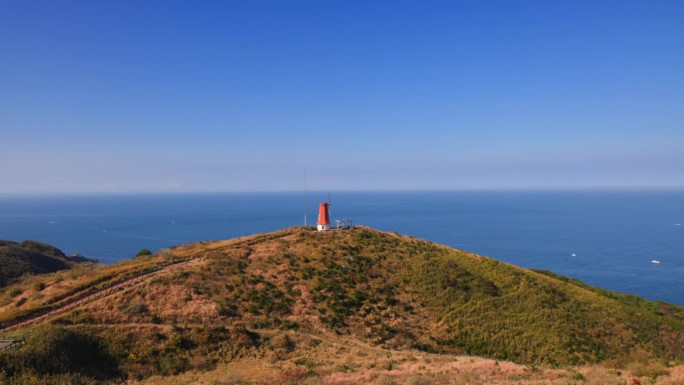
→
(0, 227, 682, 384)
(0, 240, 93, 287)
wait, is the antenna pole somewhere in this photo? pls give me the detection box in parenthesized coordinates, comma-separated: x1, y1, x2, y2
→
(328, 191, 331, 205)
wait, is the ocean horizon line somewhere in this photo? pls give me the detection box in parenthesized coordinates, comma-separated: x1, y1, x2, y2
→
(2, 186, 684, 198)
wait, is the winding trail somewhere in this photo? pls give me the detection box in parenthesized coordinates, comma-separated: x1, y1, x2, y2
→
(0, 229, 297, 336)
(0, 259, 193, 333)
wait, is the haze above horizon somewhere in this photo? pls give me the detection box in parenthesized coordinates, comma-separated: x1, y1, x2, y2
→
(1, 1, 682, 194)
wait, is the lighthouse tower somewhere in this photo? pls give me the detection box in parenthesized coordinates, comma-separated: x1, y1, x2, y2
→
(317, 202, 331, 231)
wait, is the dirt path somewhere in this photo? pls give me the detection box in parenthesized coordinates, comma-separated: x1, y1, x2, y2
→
(0, 229, 297, 334)
(0, 259, 193, 333)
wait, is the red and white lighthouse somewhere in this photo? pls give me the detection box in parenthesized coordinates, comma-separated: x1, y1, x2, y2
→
(317, 202, 331, 231)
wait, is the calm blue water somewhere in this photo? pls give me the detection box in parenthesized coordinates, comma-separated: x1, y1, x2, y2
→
(1, 192, 682, 305)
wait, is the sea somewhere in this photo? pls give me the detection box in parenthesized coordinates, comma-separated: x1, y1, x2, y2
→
(1, 191, 682, 305)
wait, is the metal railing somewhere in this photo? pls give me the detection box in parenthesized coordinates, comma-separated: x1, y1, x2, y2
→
(0, 334, 25, 351)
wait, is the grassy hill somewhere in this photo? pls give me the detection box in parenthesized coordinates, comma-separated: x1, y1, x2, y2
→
(0, 227, 682, 384)
(0, 240, 94, 287)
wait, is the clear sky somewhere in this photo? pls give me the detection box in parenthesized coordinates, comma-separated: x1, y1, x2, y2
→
(1, 1, 683, 193)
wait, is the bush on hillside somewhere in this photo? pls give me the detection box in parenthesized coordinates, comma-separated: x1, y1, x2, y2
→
(0, 324, 119, 380)
(135, 249, 153, 258)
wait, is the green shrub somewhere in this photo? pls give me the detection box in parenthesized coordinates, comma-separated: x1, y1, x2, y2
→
(135, 249, 152, 258)
(0, 324, 119, 380)
(271, 334, 295, 352)
(627, 361, 668, 381)
(157, 353, 188, 375)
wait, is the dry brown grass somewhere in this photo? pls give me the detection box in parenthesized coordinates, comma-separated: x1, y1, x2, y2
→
(0, 247, 196, 325)
(3, 227, 684, 385)
(132, 328, 684, 385)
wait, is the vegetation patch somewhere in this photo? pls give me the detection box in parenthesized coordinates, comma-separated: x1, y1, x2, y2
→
(1, 227, 683, 383)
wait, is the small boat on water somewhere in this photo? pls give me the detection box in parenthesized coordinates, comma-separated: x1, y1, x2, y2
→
(651, 259, 661, 264)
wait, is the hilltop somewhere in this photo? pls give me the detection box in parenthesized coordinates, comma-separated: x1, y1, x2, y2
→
(0, 240, 94, 287)
(0, 227, 683, 384)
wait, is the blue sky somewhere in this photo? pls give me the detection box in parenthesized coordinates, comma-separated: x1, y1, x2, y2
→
(1, 1, 683, 193)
